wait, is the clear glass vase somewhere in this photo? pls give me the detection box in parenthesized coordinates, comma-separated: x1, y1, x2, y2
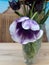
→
(22, 38, 42, 65)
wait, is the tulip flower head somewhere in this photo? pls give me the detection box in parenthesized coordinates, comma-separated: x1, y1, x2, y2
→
(9, 0, 20, 10)
(9, 17, 43, 44)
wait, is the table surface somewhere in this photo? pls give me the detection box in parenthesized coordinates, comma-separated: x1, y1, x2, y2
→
(0, 43, 49, 65)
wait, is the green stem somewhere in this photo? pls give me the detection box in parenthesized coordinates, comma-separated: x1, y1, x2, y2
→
(23, 0, 26, 16)
(31, 12, 38, 19)
(15, 11, 24, 17)
(29, 2, 35, 18)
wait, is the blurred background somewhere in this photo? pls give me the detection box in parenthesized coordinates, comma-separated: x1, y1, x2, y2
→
(0, 0, 49, 42)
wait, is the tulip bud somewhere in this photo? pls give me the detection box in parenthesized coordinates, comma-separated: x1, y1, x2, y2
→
(9, 0, 20, 10)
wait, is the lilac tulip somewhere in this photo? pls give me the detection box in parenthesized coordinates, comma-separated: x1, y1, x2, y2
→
(9, 17, 43, 44)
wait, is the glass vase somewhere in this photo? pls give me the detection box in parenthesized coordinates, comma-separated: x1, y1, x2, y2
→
(22, 38, 42, 65)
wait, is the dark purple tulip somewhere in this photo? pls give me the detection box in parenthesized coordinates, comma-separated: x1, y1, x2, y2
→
(25, 0, 34, 4)
(9, 17, 43, 44)
(34, 0, 44, 13)
(9, 0, 20, 10)
(25, 0, 45, 13)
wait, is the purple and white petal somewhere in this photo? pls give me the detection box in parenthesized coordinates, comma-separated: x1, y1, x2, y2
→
(22, 20, 30, 30)
(18, 17, 29, 22)
(22, 39, 36, 44)
(9, 21, 16, 35)
(20, 30, 43, 44)
(21, 35, 37, 44)
(11, 32, 22, 43)
(30, 20, 40, 31)
(36, 30, 43, 40)
(9, 21, 21, 43)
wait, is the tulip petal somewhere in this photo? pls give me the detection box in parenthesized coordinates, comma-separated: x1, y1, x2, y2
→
(21, 30, 43, 44)
(11, 32, 22, 43)
(9, 21, 16, 35)
(21, 36, 36, 44)
(30, 20, 40, 31)
(22, 20, 30, 30)
(9, 21, 21, 43)
(36, 30, 43, 40)
(18, 17, 29, 22)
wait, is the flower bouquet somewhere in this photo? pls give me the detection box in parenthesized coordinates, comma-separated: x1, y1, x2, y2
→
(9, 0, 49, 65)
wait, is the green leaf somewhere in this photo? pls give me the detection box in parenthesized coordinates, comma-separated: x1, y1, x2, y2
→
(15, 11, 24, 17)
(23, 0, 27, 16)
(31, 12, 38, 19)
(39, 10, 49, 24)
(28, 2, 35, 18)
(36, 11, 45, 23)
(40, 16, 48, 24)
(33, 13, 39, 22)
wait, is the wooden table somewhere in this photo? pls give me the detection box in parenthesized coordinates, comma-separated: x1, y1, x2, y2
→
(0, 43, 49, 65)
